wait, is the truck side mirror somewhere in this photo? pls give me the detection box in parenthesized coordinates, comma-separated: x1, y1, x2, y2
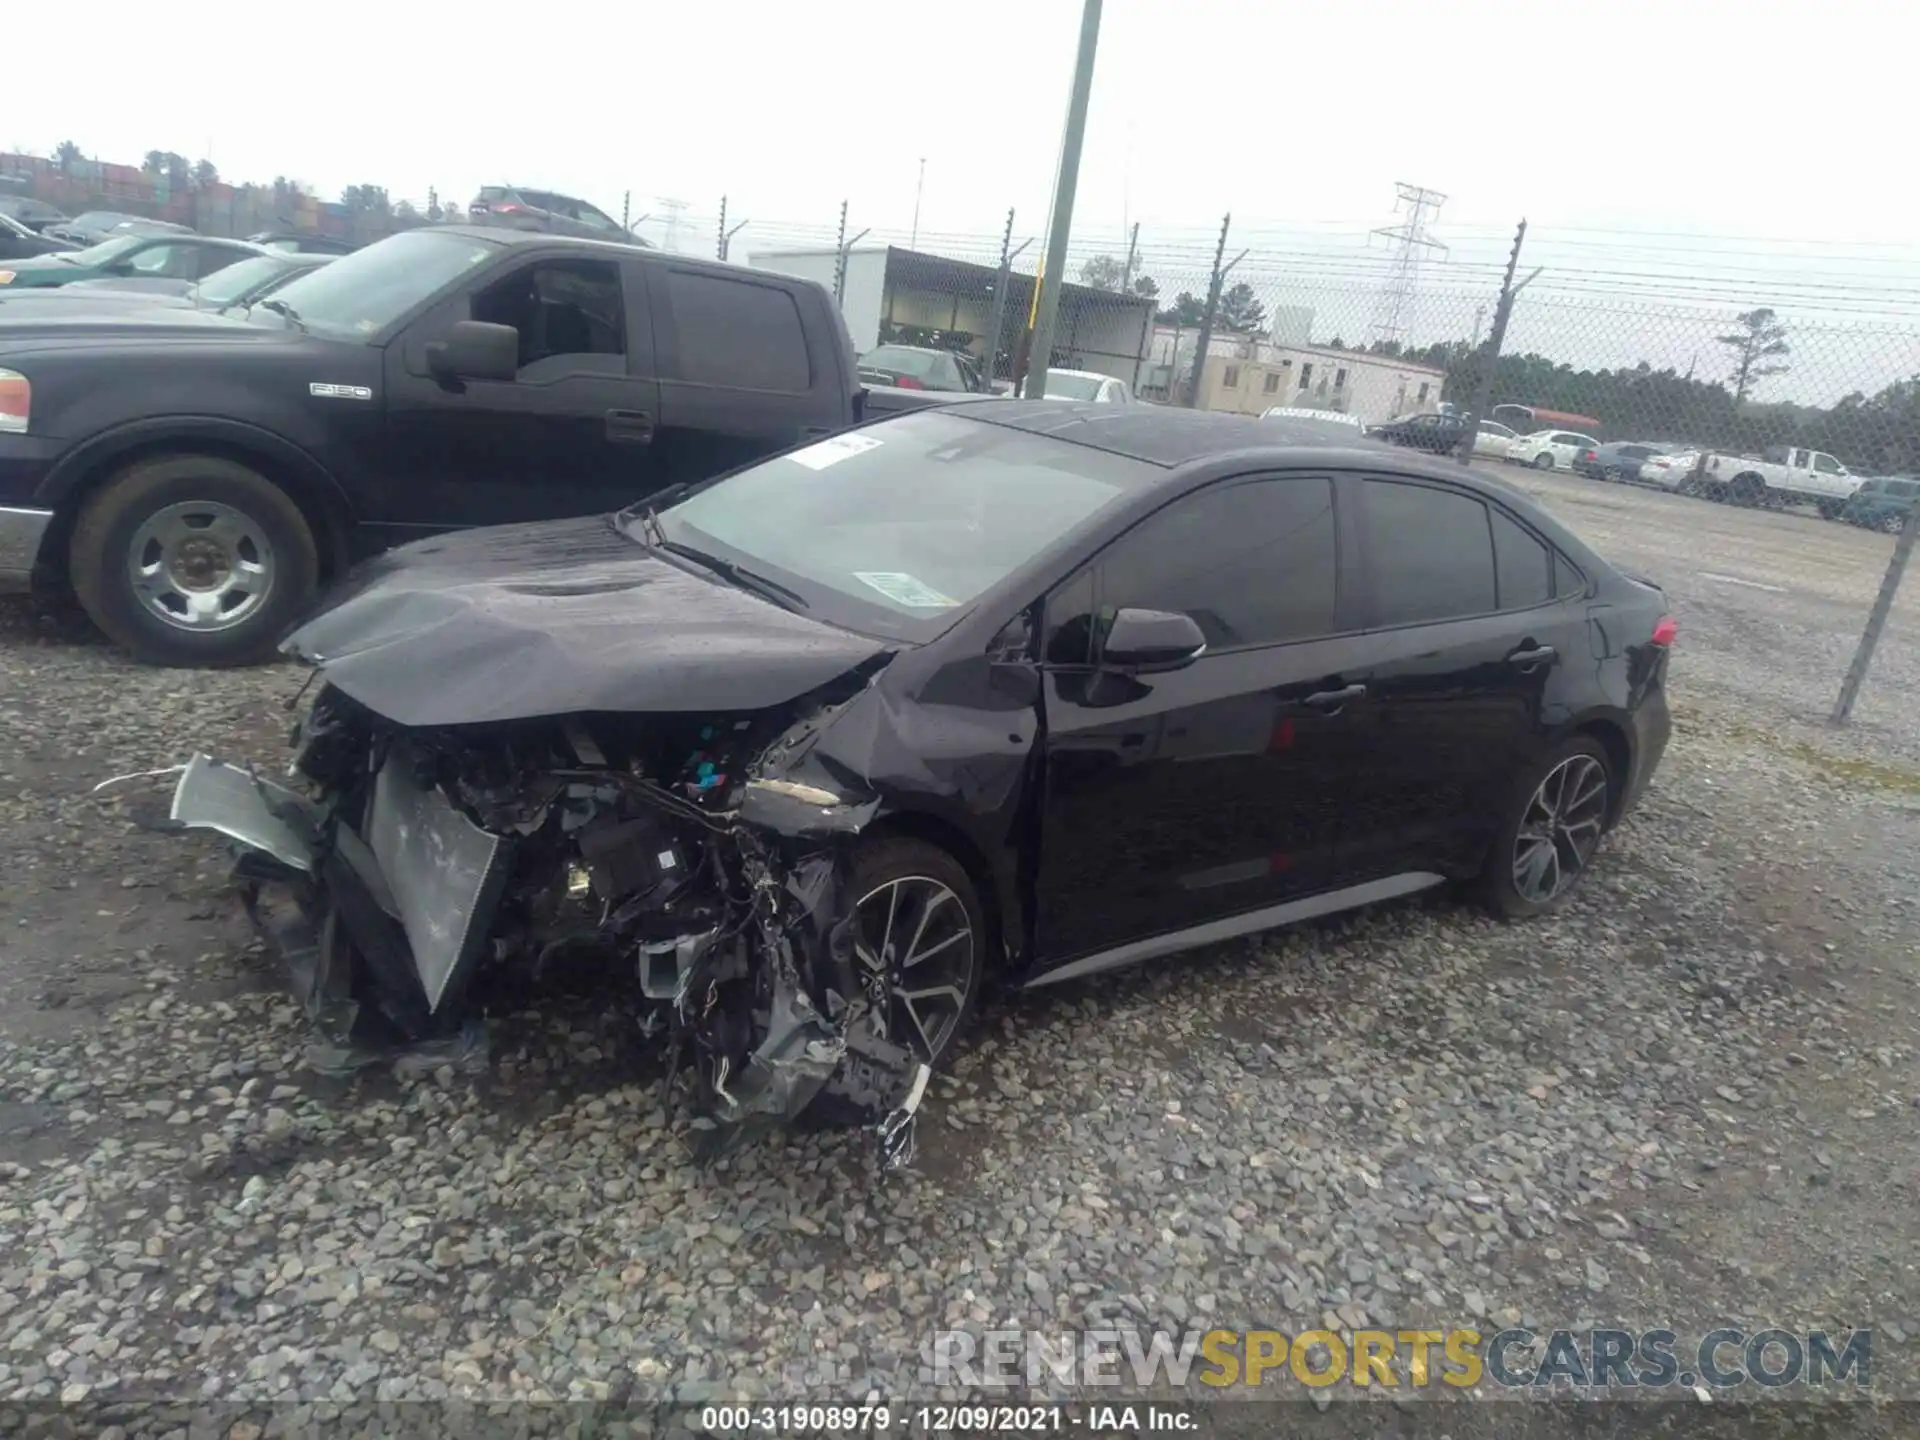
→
(426, 320, 520, 383)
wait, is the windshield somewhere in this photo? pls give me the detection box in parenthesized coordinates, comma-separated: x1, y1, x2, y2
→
(65, 233, 149, 267)
(193, 255, 290, 306)
(638, 410, 1156, 640)
(253, 229, 497, 340)
(1044, 373, 1105, 400)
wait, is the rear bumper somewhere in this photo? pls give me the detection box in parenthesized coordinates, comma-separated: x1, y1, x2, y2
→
(1623, 685, 1672, 817)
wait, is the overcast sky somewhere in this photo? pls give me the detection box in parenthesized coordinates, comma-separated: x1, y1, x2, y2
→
(12, 0, 1918, 399)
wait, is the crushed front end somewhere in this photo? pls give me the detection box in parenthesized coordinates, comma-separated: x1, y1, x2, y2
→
(167, 678, 931, 1170)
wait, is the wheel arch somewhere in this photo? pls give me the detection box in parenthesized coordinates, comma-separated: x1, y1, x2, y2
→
(35, 418, 355, 592)
(1565, 712, 1634, 828)
(859, 807, 1018, 977)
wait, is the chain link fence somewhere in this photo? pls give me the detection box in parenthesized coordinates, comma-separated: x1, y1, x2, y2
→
(7, 147, 1915, 714)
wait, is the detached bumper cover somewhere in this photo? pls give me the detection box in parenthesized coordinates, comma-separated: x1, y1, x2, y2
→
(0, 505, 54, 592)
(168, 749, 513, 1032)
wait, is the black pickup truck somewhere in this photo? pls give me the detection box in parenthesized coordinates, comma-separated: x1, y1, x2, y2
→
(0, 226, 972, 666)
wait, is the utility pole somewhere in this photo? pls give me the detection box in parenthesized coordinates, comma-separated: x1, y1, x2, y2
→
(1470, 303, 1486, 348)
(1370, 182, 1449, 346)
(1119, 221, 1140, 294)
(1455, 219, 1530, 465)
(622, 191, 631, 232)
(1183, 213, 1238, 409)
(716, 195, 727, 259)
(910, 158, 926, 250)
(1021, 0, 1103, 401)
(1832, 509, 1918, 724)
(981, 208, 1017, 386)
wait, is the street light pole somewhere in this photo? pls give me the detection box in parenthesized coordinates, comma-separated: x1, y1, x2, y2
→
(1021, 0, 1103, 400)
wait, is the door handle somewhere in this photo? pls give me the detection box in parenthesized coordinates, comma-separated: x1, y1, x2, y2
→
(1506, 644, 1557, 667)
(606, 409, 655, 444)
(1302, 683, 1366, 711)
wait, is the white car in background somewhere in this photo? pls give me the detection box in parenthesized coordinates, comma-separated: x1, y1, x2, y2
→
(1472, 420, 1517, 458)
(1640, 450, 1701, 491)
(1041, 368, 1133, 403)
(1507, 428, 1600, 470)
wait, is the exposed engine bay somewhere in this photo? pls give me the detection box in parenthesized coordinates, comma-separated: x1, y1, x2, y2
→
(168, 673, 932, 1171)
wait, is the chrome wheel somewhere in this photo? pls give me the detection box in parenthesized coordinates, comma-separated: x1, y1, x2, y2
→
(1511, 754, 1609, 905)
(853, 875, 975, 1064)
(127, 500, 276, 632)
(1882, 512, 1908, 534)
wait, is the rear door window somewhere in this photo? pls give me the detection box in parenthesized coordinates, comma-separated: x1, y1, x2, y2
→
(663, 270, 811, 392)
(1489, 507, 1553, 611)
(1362, 479, 1497, 626)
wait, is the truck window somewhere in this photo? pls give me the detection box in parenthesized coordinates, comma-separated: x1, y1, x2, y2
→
(470, 259, 625, 371)
(1813, 453, 1842, 474)
(664, 271, 811, 393)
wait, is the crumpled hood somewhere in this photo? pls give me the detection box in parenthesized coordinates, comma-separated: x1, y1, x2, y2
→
(284, 515, 895, 726)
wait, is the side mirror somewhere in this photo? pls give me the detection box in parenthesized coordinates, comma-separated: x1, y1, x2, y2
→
(425, 320, 520, 383)
(1102, 607, 1207, 672)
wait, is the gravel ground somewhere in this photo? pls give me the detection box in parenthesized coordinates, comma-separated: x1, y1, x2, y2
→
(2, 475, 1918, 1434)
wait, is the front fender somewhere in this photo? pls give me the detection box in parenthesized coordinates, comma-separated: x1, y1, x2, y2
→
(36, 414, 355, 522)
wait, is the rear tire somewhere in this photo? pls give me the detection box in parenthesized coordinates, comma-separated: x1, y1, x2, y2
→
(1729, 474, 1765, 507)
(70, 454, 320, 669)
(1884, 512, 1910, 534)
(1477, 736, 1614, 920)
(1532, 452, 1555, 470)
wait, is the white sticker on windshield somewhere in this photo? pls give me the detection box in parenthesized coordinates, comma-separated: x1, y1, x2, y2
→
(854, 572, 958, 608)
(788, 433, 883, 470)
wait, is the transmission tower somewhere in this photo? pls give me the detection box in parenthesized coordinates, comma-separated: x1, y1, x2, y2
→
(655, 196, 688, 253)
(1369, 182, 1448, 346)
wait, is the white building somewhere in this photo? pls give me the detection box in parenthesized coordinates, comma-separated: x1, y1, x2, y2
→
(749, 245, 1155, 389)
(1141, 325, 1448, 424)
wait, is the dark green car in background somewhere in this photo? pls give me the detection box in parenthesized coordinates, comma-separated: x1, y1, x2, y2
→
(1839, 475, 1918, 533)
(0, 231, 260, 290)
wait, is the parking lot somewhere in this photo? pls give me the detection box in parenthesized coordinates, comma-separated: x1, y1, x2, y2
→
(2, 467, 1918, 1425)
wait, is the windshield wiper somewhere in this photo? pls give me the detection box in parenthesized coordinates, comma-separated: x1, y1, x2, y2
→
(657, 540, 809, 612)
(256, 297, 306, 332)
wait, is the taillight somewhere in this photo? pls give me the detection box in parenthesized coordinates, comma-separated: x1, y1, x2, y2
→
(1582, 450, 1596, 461)
(0, 368, 29, 434)
(1651, 615, 1678, 647)
(892, 375, 925, 390)
(492, 202, 527, 214)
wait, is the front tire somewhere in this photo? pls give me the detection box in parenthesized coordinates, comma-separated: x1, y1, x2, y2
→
(69, 455, 320, 668)
(848, 837, 986, 1071)
(1478, 737, 1614, 919)
(1531, 452, 1555, 470)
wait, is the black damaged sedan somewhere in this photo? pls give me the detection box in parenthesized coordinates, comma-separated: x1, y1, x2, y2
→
(166, 403, 1675, 1164)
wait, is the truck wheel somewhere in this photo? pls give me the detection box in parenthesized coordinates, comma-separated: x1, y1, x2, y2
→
(69, 455, 320, 668)
(1729, 474, 1764, 507)
(1816, 499, 1841, 521)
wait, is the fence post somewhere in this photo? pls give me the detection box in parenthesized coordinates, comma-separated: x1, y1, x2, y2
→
(1183, 213, 1233, 409)
(1831, 509, 1918, 724)
(981, 209, 1016, 385)
(716, 195, 727, 260)
(1455, 218, 1526, 463)
(832, 201, 849, 303)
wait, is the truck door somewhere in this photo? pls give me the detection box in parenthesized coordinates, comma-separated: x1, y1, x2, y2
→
(648, 265, 845, 483)
(378, 252, 665, 533)
(1811, 453, 1848, 496)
